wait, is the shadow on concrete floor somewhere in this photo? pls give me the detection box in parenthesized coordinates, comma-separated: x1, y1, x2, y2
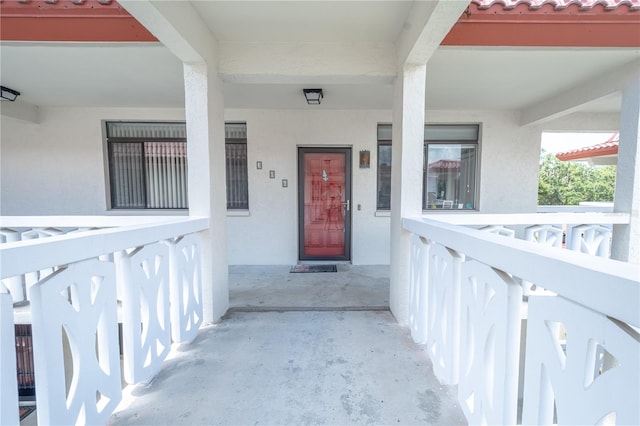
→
(109, 310, 466, 426)
(229, 265, 390, 310)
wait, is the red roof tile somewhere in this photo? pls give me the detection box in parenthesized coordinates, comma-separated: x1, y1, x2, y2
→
(472, 0, 640, 10)
(0, 0, 157, 42)
(555, 133, 619, 161)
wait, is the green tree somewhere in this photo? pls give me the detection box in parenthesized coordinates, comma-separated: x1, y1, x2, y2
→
(537, 152, 616, 205)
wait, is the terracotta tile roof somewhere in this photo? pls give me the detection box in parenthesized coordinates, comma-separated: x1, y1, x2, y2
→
(0, 0, 157, 42)
(555, 133, 619, 161)
(444, 0, 639, 47)
(472, 0, 640, 10)
(428, 160, 461, 170)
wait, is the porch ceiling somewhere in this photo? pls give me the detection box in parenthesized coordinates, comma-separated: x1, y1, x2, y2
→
(0, 0, 638, 114)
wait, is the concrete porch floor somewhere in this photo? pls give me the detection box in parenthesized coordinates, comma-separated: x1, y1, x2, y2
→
(105, 265, 466, 425)
(228, 264, 390, 309)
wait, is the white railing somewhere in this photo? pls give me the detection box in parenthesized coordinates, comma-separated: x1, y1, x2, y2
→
(404, 215, 639, 425)
(0, 216, 207, 425)
(432, 212, 629, 258)
(0, 216, 186, 305)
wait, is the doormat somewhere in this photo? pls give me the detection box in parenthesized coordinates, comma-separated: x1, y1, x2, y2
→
(290, 264, 337, 273)
(20, 406, 36, 421)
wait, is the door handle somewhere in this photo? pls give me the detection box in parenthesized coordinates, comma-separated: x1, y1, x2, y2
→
(342, 200, 350, 211)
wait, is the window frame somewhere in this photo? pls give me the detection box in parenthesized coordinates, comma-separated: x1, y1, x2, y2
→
(423, 124, 480, 211)
(374, 123, 481, 212)
(104, 121, 250, 211)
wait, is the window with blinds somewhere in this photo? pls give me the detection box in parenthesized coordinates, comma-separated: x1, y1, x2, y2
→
(106, 121, 249, 210)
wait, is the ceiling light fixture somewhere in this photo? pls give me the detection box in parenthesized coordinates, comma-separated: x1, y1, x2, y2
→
(303, 88, 323, 105)
(1, 86, 20, 102)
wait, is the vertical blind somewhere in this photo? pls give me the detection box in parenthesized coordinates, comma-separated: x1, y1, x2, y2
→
(111, 142, 146, 208)
(108, 122, 188, 209)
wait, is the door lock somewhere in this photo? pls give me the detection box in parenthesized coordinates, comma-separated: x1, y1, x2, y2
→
(342, 200, 350, 211)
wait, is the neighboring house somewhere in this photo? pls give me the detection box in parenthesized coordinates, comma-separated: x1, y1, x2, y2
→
(556, 132, 620, 165)
(1, 1, 639, 424)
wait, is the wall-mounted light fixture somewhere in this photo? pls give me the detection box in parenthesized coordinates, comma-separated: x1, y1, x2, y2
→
(1, 86, 20, 102)
(303, 88, 323, 105)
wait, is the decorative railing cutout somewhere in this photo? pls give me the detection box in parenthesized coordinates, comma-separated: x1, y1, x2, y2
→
(116, 243, 171, 384)
(29, 259, 122, 426)
(426, 243, 463, 385)
(522, 295, 639, 425)
(458, 260, 522, 425)
(409, 234, 430, 344)
(168, 234, 203, 344)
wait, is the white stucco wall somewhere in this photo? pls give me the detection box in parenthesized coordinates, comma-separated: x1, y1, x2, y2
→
(424, 110, 542, 214)
(2, 106, 564, 265)
(223, 109, 391, 265)
(1, 108, 185, 215)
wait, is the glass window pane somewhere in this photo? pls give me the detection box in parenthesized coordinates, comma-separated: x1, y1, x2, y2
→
(377, 143, 392, 210)
(424, 144, 477, 210)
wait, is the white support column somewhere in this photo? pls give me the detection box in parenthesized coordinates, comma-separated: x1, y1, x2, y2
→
(184, 63, 229, 322)
(612, 76, 640, 264)
(389, 63, 427, 324)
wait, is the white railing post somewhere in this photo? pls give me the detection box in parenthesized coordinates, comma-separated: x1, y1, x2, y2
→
(458, 260, 523, 425)
(0, 228, 25, 303)
(30, 259, 122, 425)
(408, 234, 430, 344)
(115, 243, 172, 385)
(426, 243, 463, 385)
(0, 289, 19, 426)
(168, 234, 204, 344)
(21, 228, 64, 301)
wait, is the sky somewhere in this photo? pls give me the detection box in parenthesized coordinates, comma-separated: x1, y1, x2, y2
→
(540, 132, 617, 155)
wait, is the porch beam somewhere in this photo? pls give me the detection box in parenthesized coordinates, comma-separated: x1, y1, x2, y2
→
(117, 0, 216, 63)
(0, 101, 39, 124)
(396, 0, 470, 65)
(520, 59, 640, 126)
(218, 42, 395, 84)
(389, 63, 427, 325)
(612, 76, 640, 264)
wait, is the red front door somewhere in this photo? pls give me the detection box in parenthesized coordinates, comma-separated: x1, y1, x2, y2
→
(298, 148, 351, 261)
